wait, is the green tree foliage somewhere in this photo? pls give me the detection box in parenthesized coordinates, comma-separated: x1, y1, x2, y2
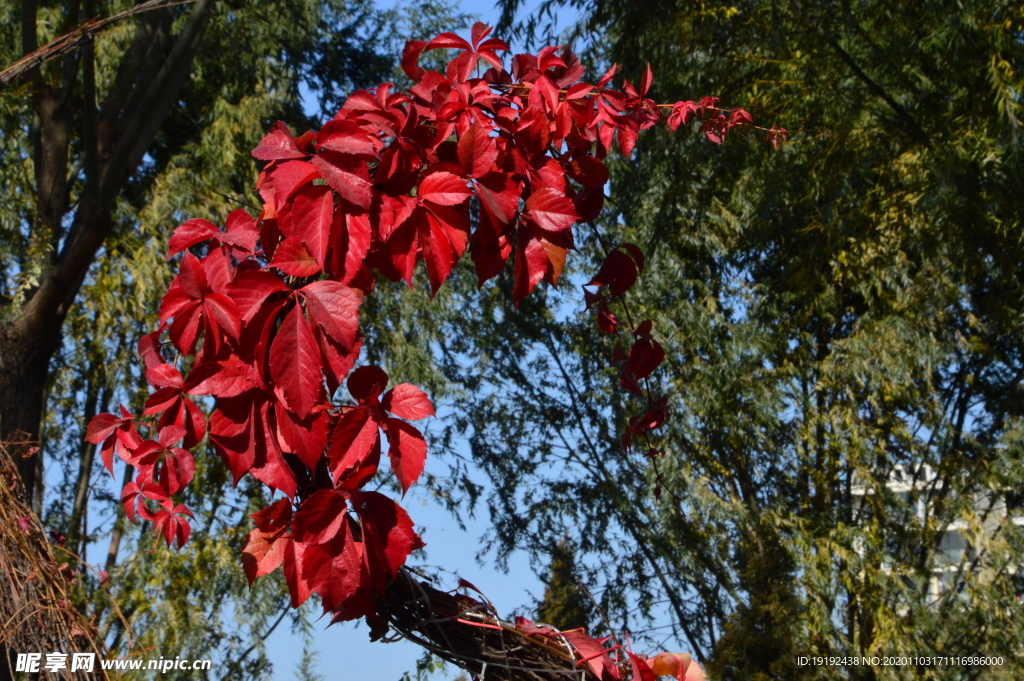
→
(535, 539, 592, 632)
(401, 0, 1024, 678)
(1, 1, 466, 677)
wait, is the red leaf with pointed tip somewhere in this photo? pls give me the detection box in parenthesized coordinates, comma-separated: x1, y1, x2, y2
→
(316, 119, 379, 157)
(561, 630, 621, 680)
(228, 270, 288, 323)
(249, 401, 298, 497)
(265, 160, 319, 207)
(310, 156, 372, 210)
(524, 188, 579, 233)
(327, 209, 372, 286)
(282, 537, 313, 607)
(418, 172, 472, 206)
(241, 527, 287, 584)
(668, 101, 697, 131)
(292, 489, 349, 544)
(224, 209, 259, 253)
(290, 185, 334, 269)
(270, 305, 322, 418)
(512, 233, 551, 305)
(629, 336, 665, 379)
(302, 519, 364, 612)
(382, 383, 435, 420)
(401, 40, 427, 81)
(276, 407, 330, 469)
(270, 236, 322, 277)
(384, 418, 427, 494)
(590, 249, 638, 297)
(300, 280, 361, 351)
(252, 121, 307, 160)
(167, 218, 220, 259)
(458, 125, 499, 178)
(327, 407, 381, 489)
(354, 490, 423, 588)
(425, 32, 472, 51)
(638, 64, 654, 97)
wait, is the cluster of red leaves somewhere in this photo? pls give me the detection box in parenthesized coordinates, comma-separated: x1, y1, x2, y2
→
(86, 22, 772, 628)
(516, 617, 706, 681)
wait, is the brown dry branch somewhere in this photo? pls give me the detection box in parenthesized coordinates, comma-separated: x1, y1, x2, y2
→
(377, 569, 606, 681)
(0, 443, 112, 680)
(0, 0, 196, 90)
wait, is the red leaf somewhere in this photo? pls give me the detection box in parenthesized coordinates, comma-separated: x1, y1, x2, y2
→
(265, 160, 319, 207)
(327, 406, 382, 488)
(668, 101, 697, 131)
(252, 121, 307, 160)
(302, 519, 364, 612)
(384, 418, 427, 494)
(289, 185, 334, 270)
(627, 652, 658, 681)
(300, 280, 361, 352)
(524, 188, 579, 233)
(316, 119, 380, 157)
(86, 413, 124, 444)
(270, 304, 323, 418)
(381, 383, 435, 420)
(589, 249, 638, 297)
(292, 489, 350, 544)
(276, 406, 330, 469)
(562, 630, 620, 680)
(457, 124, 499, 178)
(401, 40, 427, 81)
(564, 154, 609, 189)
(418, 172, 472, 206)
(327, 210, 372, 287)
(310, 155, 372, 210)
(282, 537, 313, 607)
(354, 490, 423, 587)
(512, 233, 551, 304)
(185, 354, 259, 398)
(348, 365, 390, 403)
(425, 32, 472, 51)
(638, 63, 654, 97)
(419, 207, 469, 294)
(628, 336, 665, 380)
(269, 236, 322, 277)
(252, 497, 293, 533)
(249, 400, 298, 497)
(167, 218, 220, 259)
(228, 270, 288, 323)
(241, 527, 287, 584)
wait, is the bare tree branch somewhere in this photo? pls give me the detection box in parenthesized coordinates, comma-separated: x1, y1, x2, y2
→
(0, 0, 197, 89)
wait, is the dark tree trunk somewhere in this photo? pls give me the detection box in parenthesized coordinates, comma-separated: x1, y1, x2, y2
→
(0, 317, 63, 503)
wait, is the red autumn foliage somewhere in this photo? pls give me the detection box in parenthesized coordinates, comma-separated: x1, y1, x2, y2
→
(86, 23, 778, 663)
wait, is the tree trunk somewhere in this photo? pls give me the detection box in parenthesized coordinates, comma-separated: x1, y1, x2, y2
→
(0, 297, 65, 504)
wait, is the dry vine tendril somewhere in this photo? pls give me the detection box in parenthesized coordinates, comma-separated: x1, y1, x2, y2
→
(86, 22, 783, 680)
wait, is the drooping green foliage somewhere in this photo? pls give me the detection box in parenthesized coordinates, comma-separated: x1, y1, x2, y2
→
(535, 539, 592, 632)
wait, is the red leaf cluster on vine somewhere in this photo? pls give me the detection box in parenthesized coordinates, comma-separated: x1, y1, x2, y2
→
(86, 22, 776, 629)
